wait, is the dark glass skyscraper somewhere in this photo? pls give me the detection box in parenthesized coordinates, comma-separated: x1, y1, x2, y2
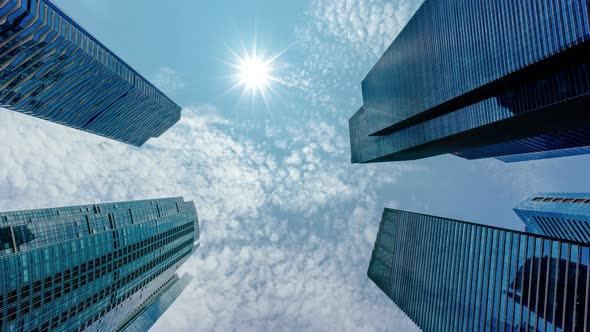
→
(515, 193, 590, 243)
(350, 0, 590, 163)
(368, 208, 590, 331)
(0, 0, 181, 146)
(0, 197, 199, 332)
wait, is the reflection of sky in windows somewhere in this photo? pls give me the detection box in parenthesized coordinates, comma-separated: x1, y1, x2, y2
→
(515, 193, 590, 243)
(368, 209, 590, 331)
(0, 198, 198, 331)
(0, 0, 181, 146)
(351, 0, 590, 163)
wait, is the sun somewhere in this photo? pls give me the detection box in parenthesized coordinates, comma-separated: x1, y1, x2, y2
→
(226, 41, 290, 107)
(238, 55, 271, 91)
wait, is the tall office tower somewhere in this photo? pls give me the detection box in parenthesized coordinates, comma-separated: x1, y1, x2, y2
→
(514, 193, 590, 243)
(368, 208, 590, 331)
(350, 1, 590, 164)
(0, 197, 199, 332)
(0, 0, 181, 146)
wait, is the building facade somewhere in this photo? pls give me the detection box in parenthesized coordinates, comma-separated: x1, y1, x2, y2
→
(368, 208, 590, 331)
(0, 197, 199, 332)
(350, 0, 590, 163)
(515, 193, 590, 243)
(0, 0, 181, 146)
(118, 273, 192, 332)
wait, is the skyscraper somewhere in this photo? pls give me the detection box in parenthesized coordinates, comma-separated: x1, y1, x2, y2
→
(0, 0, 181, 146)
(0, 197, 199, 332)
(514, 193, 590, 243)
(350, 0, 590, 164)
(368, 208, 590, 331)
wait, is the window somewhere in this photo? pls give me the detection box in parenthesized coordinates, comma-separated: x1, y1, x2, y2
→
(7, 306, 16, 321)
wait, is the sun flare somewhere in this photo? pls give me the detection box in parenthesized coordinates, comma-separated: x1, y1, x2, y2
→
(227, 41, 291, 107)
(238, 56, 271, 91)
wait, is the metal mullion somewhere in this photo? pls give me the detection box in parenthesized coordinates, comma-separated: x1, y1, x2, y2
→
(446, 222, 461, 331)
(469, 226, 485, 331)
(479, 228, 493, 331)
(493, 231, 506, 330)
(584, 247, 590, 332)
(532, 238, 543, 330)
(551, 242, 562, 332)
(435, 218, 448, 330)
(460, 224, 473, 332)
(396, 213, 407, 308)
(500, 232, 513, 332)
(412, 215, 425, 324)
(572, 245, 581, 331)
(440, 220, 455, 330)
(561, 244, 571, 332)
(456, 225, 470, 332)
(486, 230, 500, 331)
(414, 214, 428, 326)
(510, 235, 521, 328)
(426, 215, 440, 330)
(408, 213, 420, 322)
(517, 236, 529, 328)
(524, 236, 535, 328)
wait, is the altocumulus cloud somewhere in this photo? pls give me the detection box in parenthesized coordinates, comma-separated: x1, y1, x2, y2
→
(0, 105, 418, 331)
(150, 67, 186, 95)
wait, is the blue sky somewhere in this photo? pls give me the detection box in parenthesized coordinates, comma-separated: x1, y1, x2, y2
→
(1, 0, 590, 330)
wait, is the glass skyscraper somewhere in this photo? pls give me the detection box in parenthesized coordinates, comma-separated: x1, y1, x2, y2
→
(368, 208, 590, 331)
(0, 197, 199, 332)
(350, 0, 590, 164)
(515, 193, 590, 244)
(118, 273, 193, 332)
(0, 0, 181, 146)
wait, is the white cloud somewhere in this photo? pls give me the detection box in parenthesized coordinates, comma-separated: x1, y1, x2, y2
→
(289, 0, 423, 116)
(150, 67, 186, 95)
(0, 106, 418, 331)
(310, 0, 420, 56)
(79, 0, 113, 16)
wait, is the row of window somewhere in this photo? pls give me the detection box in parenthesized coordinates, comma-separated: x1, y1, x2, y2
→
(0, 198, 195, 256)
(6, 238, 193, 332)
(532, 196, 590, 204)
(0, 222, 194, 331)
(76, 243, 193, 332)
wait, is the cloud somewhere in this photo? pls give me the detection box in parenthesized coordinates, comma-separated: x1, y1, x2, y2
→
(0, 105, 418, 331)
(150, 67, 186, 95)
(79, 0, 113, 16)
(309, 0, 421, 56)
(288, 0, 423, 116)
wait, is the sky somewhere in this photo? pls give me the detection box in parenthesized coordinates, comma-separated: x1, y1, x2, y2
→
(1, 0, 590, 331)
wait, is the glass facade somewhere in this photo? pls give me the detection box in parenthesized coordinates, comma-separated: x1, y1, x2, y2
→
(0, 0, 181, 147)
(350, 0, 590, 163)
(119, 273, 192, 332)
(0, 197, 199, 332)
(515, 193, 590, 243)
(457, 127, 590, 162)
(368, 208, 590, 331)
